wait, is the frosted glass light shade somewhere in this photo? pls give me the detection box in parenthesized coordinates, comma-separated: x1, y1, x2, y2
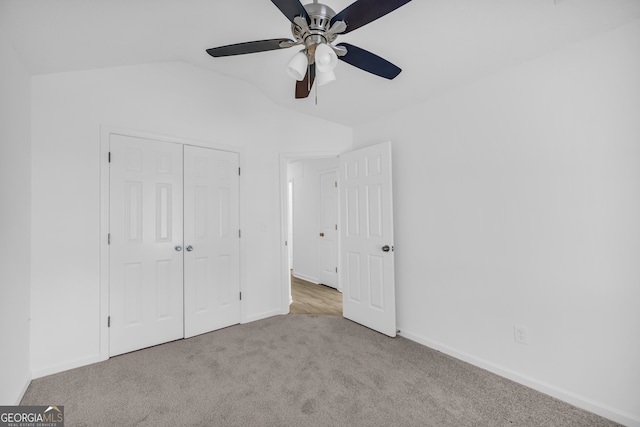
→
(315, 43, 337, 73)
(317, 69, 336, 86)
(286, 51, 308, 81)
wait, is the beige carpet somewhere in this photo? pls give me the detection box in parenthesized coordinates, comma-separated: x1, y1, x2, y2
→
(21, 315, 618, 426)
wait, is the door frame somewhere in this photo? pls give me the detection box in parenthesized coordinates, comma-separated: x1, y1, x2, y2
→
(99, 125, 243, 362)
(278, 151, 343, 314)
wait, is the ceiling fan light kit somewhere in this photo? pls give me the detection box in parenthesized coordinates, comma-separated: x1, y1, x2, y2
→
(314, 42, 338, 73)
(286, 50, 309, 80)
(317, 68, 336, 86)
(206, 0, 412, 99)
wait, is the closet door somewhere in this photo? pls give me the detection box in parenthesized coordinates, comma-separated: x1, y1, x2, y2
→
(183, 146, 240, 338)
(109, 135, 184, 356)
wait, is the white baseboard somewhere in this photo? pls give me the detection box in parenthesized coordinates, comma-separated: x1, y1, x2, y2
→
(14, 373, 31, 404)
(398, 329, 640, 427)
(292, 272, 319, 284)
(242, 308, 283, 324)
(31, 353, 101, 380)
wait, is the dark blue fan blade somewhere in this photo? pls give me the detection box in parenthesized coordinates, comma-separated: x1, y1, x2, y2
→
(272, 0, 310, 25)
(331, 0, 412, 34)
(296, 64, 316, 99)
(206, 39, 293, 57)
(336, 43, 402, 79)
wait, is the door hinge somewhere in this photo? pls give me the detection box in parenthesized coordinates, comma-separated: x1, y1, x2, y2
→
(335, 224, 337, 230)
(335, 267, 338, 273)
(107, 233, 111, 245)
(285, 240, 288, 246)
(334, 181, 337, 188)
(239, 292, 242, 301)
(108, 152, 111, 163)
(238, 167, 241, 176)
(107, 316, 111, 327)
(239, 229, 241, 238)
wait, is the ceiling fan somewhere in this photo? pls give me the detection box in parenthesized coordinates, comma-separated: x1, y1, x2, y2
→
(206, 0, 412, 99)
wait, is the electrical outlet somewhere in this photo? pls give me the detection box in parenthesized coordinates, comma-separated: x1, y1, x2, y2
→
(514, 325, 528, 345)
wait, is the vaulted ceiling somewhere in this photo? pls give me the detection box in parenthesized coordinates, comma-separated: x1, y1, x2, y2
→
(2, 0, 639, 126)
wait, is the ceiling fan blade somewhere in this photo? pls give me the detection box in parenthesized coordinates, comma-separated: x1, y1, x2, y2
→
(295, 64, 316, 99)
(271, 0, 310, 25)
(330, 0, 412, 34)
(336, 43, 402, 79)
(206, 38, 294, 57)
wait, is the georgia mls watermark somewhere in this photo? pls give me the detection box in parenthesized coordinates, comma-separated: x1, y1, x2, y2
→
(0, 406, 64, 427)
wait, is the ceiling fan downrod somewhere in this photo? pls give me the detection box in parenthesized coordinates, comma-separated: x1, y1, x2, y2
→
(290, 2, 345, 57)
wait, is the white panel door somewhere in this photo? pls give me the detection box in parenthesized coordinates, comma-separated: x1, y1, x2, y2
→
(109, 134, 184, 356)
(183, 146, 240, 338)
(319, 170, 338, 288)
(339, 142, 396, 337)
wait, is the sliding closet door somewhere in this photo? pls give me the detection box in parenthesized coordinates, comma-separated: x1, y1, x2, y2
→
(109, 135, 184, 357)
(183, 146, 240, 338)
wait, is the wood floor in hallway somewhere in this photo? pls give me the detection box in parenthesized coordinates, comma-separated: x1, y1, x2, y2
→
(289, 274, 342, 316)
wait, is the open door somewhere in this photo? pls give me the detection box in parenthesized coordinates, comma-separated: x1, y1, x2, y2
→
(339, 141, 396, 337)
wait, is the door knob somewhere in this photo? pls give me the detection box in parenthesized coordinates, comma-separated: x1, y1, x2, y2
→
(186, 245, 194, 252)
(175, 246, 182, 252)
(382, 245, 392, 252)
(319, 233, 325, 237)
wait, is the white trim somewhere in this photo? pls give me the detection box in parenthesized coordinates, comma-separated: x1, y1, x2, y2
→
(292, 272, 320, 284)
(99, 128, 110, 362)
(31, 354, 101, 380)
(99, 125, 244, 361)
(14, 373, 31, 404)
(100, 125, 243, 154)
(399, 328, 640, 427)
(279, 151, 343, 316)
(243, 309, 284, 324)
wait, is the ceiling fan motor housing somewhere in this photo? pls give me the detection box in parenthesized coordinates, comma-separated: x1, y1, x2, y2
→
(292, 2, 338, 54)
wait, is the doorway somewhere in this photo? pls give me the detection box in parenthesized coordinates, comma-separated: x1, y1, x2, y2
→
(289, 275, 342, 316)
(279, 142, 397, 337)
(281, 155, 342, 315)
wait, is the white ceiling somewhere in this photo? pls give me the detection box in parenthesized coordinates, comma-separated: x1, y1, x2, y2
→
(2, 0, 639, 126)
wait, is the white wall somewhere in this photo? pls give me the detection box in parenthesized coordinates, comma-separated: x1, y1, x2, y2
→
(0, 25, 31, 404)
(288, 158, 338, 283)
(354, 19, 640, 426)
(30, 62, 352, 377)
